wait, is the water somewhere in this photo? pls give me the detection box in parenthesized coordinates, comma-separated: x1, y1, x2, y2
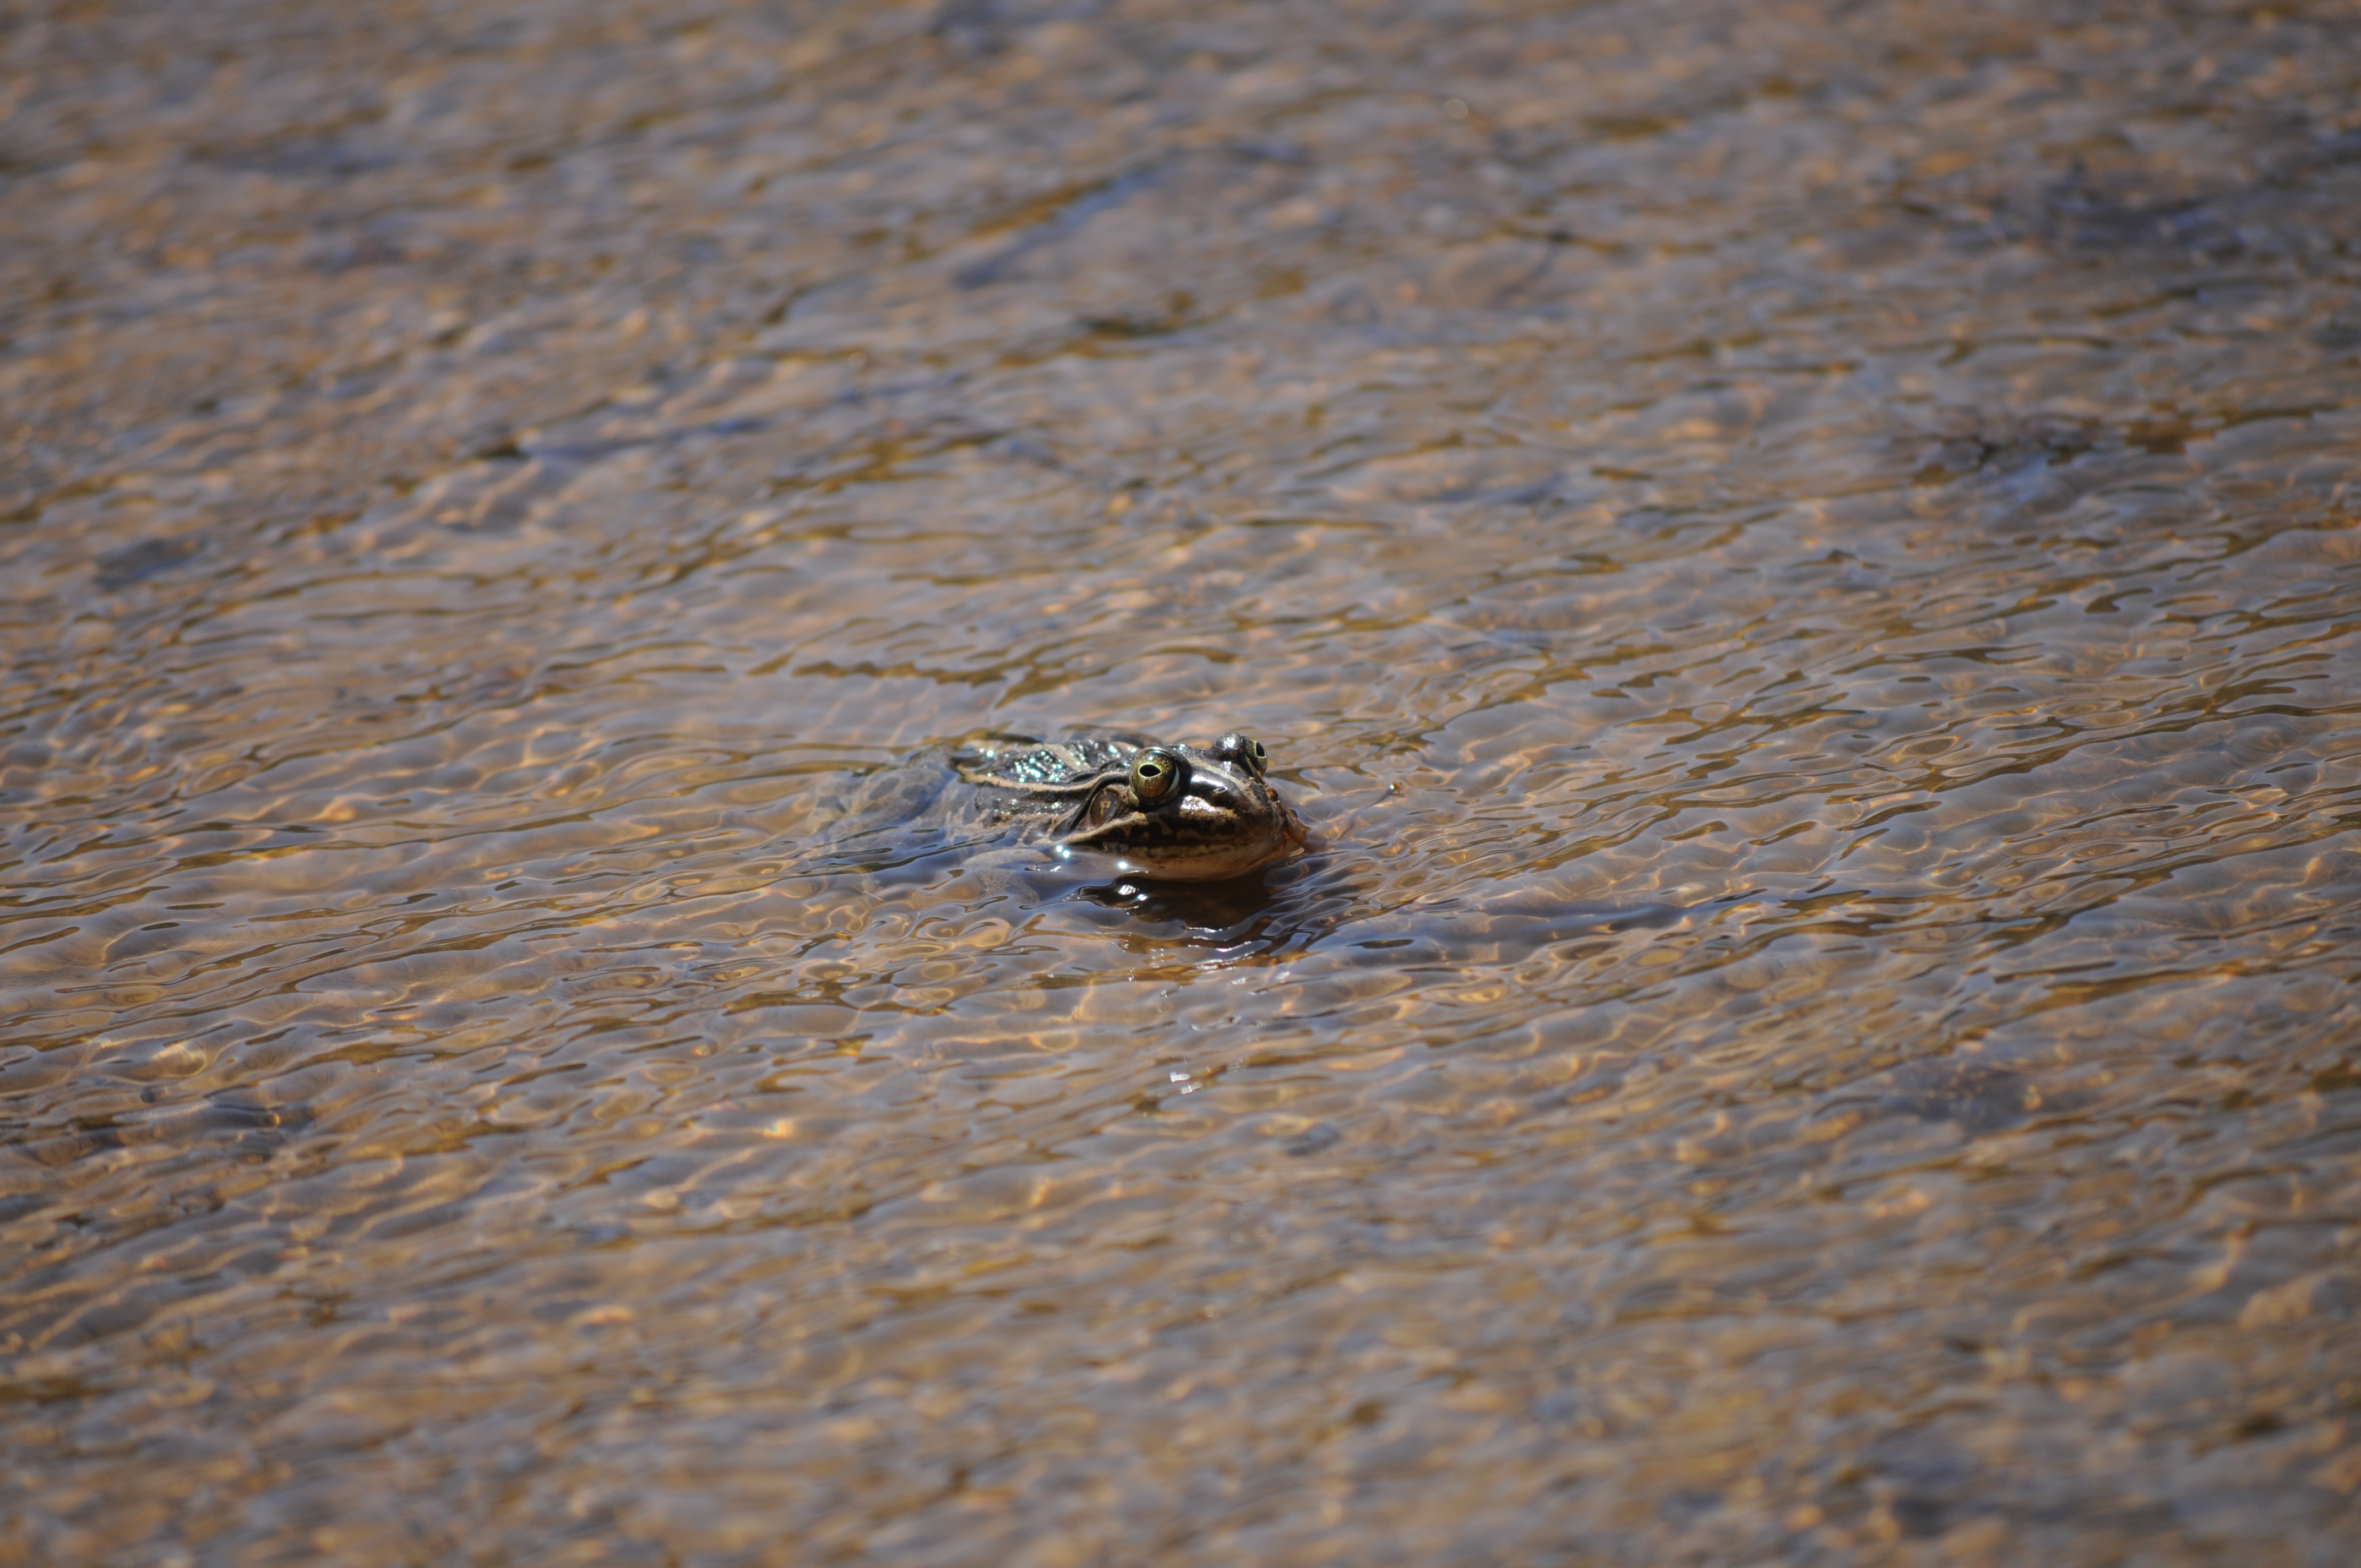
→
(6, 1, 2361, 1561)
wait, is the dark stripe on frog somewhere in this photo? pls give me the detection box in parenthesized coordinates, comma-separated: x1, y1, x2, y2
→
(956, 767, 1125, 798)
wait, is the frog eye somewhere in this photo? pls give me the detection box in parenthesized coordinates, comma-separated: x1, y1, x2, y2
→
(1129, 748, 1187, 804)
(1212, 731, 1268, 777)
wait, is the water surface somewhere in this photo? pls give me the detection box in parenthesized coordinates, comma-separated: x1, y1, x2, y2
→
(6, 1, 2361, 1561)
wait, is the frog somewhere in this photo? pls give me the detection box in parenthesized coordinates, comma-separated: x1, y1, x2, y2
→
(950, 729, 1306, 881)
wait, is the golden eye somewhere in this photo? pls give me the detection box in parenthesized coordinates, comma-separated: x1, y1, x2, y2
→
(1212, 731, 1267, 777)
(1129, 748, 1186, 805)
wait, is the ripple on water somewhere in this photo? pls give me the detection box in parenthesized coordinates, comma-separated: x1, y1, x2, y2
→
(7, 0, 2361, 1562)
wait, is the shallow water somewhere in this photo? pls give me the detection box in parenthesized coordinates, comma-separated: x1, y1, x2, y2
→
(7, 1, 2361, 1561)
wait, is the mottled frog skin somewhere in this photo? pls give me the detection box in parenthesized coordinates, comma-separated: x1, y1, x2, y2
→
(953, 729, 1306, 881)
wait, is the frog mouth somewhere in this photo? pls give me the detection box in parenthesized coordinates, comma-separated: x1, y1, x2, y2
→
(1062, 812, 1303, 881)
